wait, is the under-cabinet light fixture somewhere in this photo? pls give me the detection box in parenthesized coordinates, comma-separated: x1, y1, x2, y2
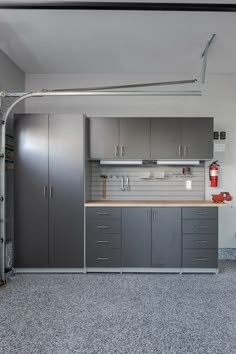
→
(156, 160, 200, 165)
(100, 160, 143, 165)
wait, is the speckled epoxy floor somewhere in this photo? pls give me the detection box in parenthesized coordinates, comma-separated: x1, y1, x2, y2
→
(0, 262, 236, 354)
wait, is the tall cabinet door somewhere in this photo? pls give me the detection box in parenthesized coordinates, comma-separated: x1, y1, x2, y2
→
(48, 114, 84, 268)
(14, 114, 49, 267)
(181, 118, 213, 159)
(152, 208, 181, 268)
(119, 118, 150, 159)
(89, 118, 119, 159)
(122, 208, 151, 267)
(151, 118, 182, 159)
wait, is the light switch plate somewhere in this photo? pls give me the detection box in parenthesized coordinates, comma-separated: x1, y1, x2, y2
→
(186, 180, 192, 190)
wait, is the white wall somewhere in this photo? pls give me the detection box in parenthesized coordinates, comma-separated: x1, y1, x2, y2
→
(25, 73, 236, 248)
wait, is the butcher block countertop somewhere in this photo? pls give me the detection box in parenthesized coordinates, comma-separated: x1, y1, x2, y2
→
(85, 200, 227, 207)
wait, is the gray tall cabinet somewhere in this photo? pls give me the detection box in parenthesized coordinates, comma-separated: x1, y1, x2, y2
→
(14, 114, 84, 268)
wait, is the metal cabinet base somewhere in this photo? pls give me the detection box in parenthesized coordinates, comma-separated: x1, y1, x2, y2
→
(85, 267, 218, 274)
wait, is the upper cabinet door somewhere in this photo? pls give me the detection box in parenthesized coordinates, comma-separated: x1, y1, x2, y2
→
(89, 118, 119, 159)
(119, 118, 150, 159)
(151, 118, 182, 159)
(181, 118, 213, 159)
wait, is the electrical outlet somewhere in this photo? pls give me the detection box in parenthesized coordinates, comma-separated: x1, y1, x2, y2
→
(186, 180, 192, 190)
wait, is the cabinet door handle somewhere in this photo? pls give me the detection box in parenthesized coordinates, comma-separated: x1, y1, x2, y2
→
(97, 225, 109, 229)
(115, 145, 119, 157)
(195, 257, 207, 262)
(97, 212, 109, 215)
(178, 144, 181, 157)
(195, 240, 207, 244)
(43, 186, 47, 197)
(49, 186, 53, 198)
(97, 257, 109, 261)
(196, 225, 208, 229)
(121, 146, 124, 157)
(146, 209, 151, 222)
(97, 240, 110, 243)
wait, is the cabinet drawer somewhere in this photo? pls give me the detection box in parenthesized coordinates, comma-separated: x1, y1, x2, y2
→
(182, 249, 218, 268)
(86, 249, 121, 267)
(87, 234, 121, 250)
(182, 220, 217, 234)
(87, 220, 121, 234)
(182, 234, 218, 249)
(182, 207, 218, 220)
(87, 207, 121, 220)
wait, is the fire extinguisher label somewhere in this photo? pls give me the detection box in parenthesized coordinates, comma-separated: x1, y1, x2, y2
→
(210, 170, 218, 176)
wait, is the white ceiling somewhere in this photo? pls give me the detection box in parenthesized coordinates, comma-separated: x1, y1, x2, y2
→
(0, 9, 236, 74)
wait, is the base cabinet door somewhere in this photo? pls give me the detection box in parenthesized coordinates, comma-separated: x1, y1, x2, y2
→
(122, 208, 151, 267)
(152, 208, 181, 268)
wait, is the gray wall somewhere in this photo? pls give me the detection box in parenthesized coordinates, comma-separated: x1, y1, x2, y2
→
(89, 162, 205, 201)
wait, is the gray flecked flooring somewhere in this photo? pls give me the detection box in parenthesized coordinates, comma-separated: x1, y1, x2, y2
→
(0, 262, 236, 354)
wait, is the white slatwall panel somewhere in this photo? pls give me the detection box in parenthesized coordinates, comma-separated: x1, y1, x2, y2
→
(89, 162, 205, 200)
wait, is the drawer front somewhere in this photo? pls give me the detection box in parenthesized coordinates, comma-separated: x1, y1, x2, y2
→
(182, 207, 218, 220)
(182, 234, 218, 249)
(182, 220, 217, 234)
(87, 207, 121, 220)
(86, 249, 121, 267)
(87, 234, 121, 250)
(87, 220, 121, 234)
(182, 249, 218, 268)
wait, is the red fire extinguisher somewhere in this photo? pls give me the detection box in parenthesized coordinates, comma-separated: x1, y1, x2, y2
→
(209, 161, 220, 187)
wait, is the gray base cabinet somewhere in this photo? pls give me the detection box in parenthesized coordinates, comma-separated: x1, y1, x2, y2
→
(182, 207, 218, 268)
(86, 206, 218, 271)
(86, 207, 121, 267)
(152, 208, 181, 268)
(122, 208, 151, 267)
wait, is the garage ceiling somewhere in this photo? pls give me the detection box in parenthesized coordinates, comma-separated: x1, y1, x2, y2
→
(0, 8, 236, 74)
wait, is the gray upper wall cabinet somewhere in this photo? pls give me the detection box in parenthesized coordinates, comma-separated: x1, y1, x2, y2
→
(151, 118, 182, 159)
(89, 118, 150, 159)
(89, 117, 213, 160)
(89, 118, 119, 159)
(119, 119, 150, 159)
(181, 118, 213, 159)
(151, 118, 213, 160)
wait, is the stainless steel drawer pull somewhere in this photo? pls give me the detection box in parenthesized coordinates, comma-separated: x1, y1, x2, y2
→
(97, 257, 109, 261)
(195, 212, 207, 215)
(196, 226, 208, 229)
(195, 257, 207, 261)
(97, 240, 110, 243)
(97, 225, 109, 229)
(195, 240, 207, 244)
(97, 212, 109, 215)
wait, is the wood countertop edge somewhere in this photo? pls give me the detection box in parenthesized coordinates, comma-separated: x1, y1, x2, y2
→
(85, 201, 228, 207)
